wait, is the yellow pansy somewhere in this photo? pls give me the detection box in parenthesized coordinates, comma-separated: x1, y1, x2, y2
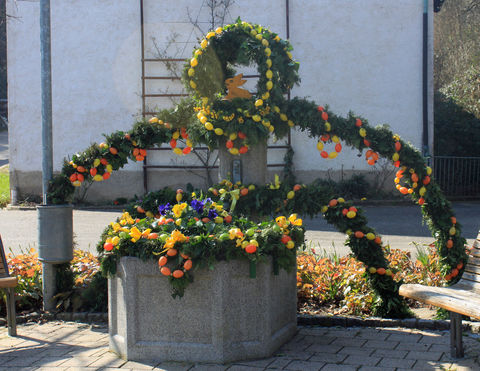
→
(276, 216, 288, 229)
(288, 214, 302, 226)
(129, 227, 142, 243)
(172, 203, 187, 218)
(141, 228, 152, 238)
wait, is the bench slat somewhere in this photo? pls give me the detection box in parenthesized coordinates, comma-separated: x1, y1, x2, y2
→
(467, 255, 480, 267)
(461, 272, 480, 283)
(399, 283, 480, 320)
(0, 258, 7, 278)
(456, 280, 480, 294)
(0, 277, 17, 288)
(464, 264, 480, 275)
(469, 248, 480, 258)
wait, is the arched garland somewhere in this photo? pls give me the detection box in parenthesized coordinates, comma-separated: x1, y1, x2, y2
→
(183, 20, 300, 154)
(47, 20, 468, 318)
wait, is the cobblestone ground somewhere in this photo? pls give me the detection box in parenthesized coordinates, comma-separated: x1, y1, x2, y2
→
(0, 321, 479, 370)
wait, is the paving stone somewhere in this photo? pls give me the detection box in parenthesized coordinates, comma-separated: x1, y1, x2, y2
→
(428, 343, 449, 352)
(0, 357, 14, 365)
(371, 348, 408, 359)
(355, 330, 388, 341)
(298, 328, 328, 336)
(280, 339, 311, 352)
(330, 337, 366, 347)
(290, 332, 307, 342)
(190, 364, 229, 371)
(283, 360, 325, 371)
(406, 350, 444, 361)
(88, 355, 128, 368)
(309, 352, 347, 364)
(377, 357, 416, 368)
(323, 328, 360, 338)
(273, 350, 314, 360)
(264, 357, 292, 369)
(418, 333, 450, 344)
(67, 346, 108, 357)
(219, 366, 264, 371)
(120, 360, 159, 369)
(448, 364, 480, 371)
(302, 335, 336, 345)
(338, 346, 375, 356)
(233, 358, 276, 368)
(4, 354, 47, 367)
(342, 355, 381, 367)
(305, 344, 342, 353)
(412, 360, 455, 370)
(358, 367, 395, 371)
(320, 364, 357, 371)
(363, 339, 399, 350)
(385, 333, 421, 342)
(38, 346, 77, 357)
(153, 361, 195, 371)
(449, 357, 480, 368)
(60, 357, 97, 367)
(32, 356, 70, 367)
(394, 341, 430, 351)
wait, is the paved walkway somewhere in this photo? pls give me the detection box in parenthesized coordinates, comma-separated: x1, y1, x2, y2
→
(1, 321, 479, 370)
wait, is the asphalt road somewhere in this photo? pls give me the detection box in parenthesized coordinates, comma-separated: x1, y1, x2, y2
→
(0, 129, 7, 167)
(304, 202, 479, 257)
(0, 202, 478, 259)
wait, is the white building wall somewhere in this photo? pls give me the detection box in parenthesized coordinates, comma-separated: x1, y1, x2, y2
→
(7, 0, 433, 201)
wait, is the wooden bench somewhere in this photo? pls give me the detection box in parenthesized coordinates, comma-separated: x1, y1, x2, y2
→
(399, 234, 480, 358)
(0, 236, 18, 336)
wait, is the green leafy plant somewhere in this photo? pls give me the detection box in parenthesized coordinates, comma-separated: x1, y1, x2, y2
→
(297, 245, 449, 317)
(98, 196, 305, 298)
(0, 165, 9, 208)
(1, 248, 107, 314)
(4, 248, 43, 313)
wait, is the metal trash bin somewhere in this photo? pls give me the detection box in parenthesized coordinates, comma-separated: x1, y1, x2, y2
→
(37, 204, 73, 263)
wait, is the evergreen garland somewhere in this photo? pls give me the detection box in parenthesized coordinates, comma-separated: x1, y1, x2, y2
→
(47, 20, 468, 318)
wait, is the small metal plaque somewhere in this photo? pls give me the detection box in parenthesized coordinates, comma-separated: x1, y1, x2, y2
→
(232, 159, 242, 184)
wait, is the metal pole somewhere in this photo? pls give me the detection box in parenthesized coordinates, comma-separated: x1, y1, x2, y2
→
(422, 0, 429, 160)
(40, 0, 53, 206)
(40, 0, 56, 311)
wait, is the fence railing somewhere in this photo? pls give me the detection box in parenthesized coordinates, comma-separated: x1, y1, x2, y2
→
(433, 156, 480, 197)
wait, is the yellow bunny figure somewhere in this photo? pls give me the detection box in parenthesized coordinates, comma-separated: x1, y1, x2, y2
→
(224, 74, 252, 100)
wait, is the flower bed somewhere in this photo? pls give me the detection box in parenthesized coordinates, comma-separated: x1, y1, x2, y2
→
(98, 196, 304, 298)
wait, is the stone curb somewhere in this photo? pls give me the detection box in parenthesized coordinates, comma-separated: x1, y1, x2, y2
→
(2, 311, 480, 335)
(297, 314, 480, 333)
(5, 204, 126, 211)
(0, 311, 108, 325)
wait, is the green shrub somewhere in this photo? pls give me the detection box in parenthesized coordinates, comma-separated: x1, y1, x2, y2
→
(80, 272, 107, 312)
(337, 174, 370, 200)
(0, 166, 9, 208)
(434, 92, 480, 156)
(441, 66, 480, 119)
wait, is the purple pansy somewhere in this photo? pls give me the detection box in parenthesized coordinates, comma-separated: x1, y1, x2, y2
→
(158, 203, 172, 215)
